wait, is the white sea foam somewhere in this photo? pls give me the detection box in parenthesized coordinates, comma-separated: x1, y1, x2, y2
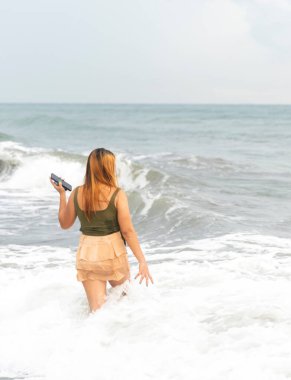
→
(1, 233, 291, 380)
(0, 141, 84, 194)
(0, 142, 152, 195)
(0, 142, 161, 225)
(0, 141, 178, 246)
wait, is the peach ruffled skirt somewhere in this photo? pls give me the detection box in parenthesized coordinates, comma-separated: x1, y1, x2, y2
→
(75, 231, 131, 282)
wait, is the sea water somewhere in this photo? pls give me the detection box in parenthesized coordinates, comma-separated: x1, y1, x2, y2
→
(0, 104, 291, 380)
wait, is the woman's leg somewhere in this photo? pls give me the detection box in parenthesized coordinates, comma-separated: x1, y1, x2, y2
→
(108, 273, 131, 296)
(109, 255, 131, 294)
(82, 279, 107, 312)
(108, 276, 129, 287)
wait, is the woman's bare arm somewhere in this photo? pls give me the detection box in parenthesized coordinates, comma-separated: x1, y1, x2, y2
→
(116, 188, 154, 286)
(116, 189, 146, 263)
(50, 178, 77, 229)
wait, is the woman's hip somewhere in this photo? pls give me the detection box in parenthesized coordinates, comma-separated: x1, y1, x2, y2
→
(76, 230, 127, 269)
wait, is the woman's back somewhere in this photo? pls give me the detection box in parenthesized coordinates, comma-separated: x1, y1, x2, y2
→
(76, 185, 119, 211)
(74, 185, 123, 238)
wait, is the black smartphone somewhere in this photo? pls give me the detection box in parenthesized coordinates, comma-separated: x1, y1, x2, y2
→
(51, 173, 72, 191)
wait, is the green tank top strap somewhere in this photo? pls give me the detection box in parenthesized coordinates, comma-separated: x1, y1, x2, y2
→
(110, 187, 121, 208)
(73, 186, 80, 211)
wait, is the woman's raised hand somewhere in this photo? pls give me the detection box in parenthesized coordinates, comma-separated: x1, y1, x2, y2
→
(134, 261, 154, 286)
(49, 177, 66, 194)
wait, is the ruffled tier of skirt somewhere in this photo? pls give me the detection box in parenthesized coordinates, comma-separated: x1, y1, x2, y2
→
(75, 231, 130, 282)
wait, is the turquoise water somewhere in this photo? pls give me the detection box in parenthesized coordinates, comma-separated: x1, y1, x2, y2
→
(1, 104, 291, 380)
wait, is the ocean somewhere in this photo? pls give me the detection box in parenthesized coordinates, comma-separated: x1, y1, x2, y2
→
(0, 104, 291, 380)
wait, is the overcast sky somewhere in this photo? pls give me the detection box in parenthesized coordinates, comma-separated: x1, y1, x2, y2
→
(0, 0, 290, 103)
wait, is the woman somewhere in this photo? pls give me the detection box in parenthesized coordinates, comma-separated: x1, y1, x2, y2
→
(50, 148, 154, 313)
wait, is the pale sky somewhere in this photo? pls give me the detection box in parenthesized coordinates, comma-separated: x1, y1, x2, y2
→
(0, 0, 290, 103)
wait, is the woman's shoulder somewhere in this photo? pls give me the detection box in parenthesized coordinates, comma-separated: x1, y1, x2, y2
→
(116, 186, 123, 192)
(116, 186, 126, 195)
(75, 185, 87, 194)
(72, 185, 80, 195)
(73, 185, 82, 191)
(72, 185, 83, 202)
(115, 187, 128, 205)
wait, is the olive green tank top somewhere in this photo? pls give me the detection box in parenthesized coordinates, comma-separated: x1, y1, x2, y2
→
(74, 186, 126, 245)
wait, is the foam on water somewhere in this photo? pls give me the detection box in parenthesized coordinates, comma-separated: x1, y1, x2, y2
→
(1, 233, 291, 380)
(0, 141, 184, 246)
(1, 138, 290, 247)
(0, 141, 154, 195)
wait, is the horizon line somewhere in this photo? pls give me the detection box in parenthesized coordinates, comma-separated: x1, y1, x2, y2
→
(0, 102, 290, 106)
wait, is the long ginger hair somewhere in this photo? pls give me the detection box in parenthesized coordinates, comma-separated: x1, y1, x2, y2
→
(82, 148, 118, 222)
